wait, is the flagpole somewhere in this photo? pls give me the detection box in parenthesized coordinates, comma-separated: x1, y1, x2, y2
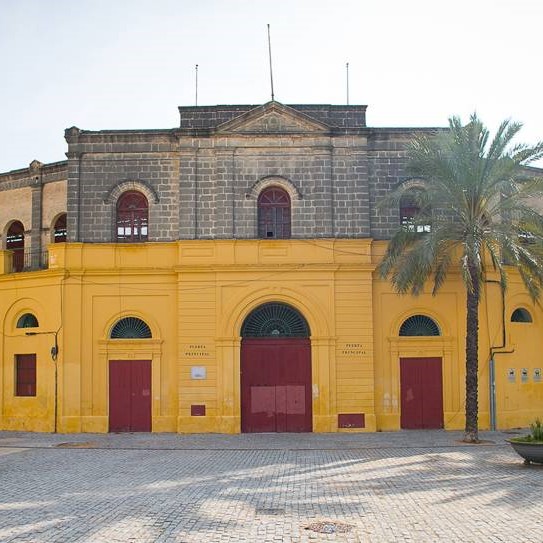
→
(346, 62, 349, 105)
(195, 64, 199, 106)
(267, 24, 275, 101)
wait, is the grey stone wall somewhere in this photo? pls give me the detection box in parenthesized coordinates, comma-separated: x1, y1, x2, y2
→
(367, 131, 410, 240)
(64, 128, 180, 242)
(178, 104, 367, 130)
(1, 104, 449, 246)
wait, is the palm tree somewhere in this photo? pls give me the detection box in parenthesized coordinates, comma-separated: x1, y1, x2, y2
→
(378, 114, 543, 442)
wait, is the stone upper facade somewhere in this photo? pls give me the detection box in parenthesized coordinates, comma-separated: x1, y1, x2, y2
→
(1, 101, 443, 251)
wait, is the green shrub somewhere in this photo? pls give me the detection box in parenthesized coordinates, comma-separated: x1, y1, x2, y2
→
(530, 418, 543, 441)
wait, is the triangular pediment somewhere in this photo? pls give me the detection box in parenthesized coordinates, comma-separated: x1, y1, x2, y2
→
(216, 102, 330, 134)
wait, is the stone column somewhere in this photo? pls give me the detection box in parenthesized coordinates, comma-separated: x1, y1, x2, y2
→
(29, 160, 43, 269)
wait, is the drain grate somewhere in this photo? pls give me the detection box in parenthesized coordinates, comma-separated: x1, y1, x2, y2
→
(305, 521, 354, 534)
(255, 508, 285, 516)
(54, 442, 98, 449)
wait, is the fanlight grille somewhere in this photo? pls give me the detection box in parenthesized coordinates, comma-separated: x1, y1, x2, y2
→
(110, 317, 152, 339)
(399, 315, 440, 336)
(511, 308, 532, 323)
(16, 313, 39, 328)
(241, 303, 309, 338)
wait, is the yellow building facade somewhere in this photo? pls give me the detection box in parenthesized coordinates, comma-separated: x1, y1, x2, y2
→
(0, 239, 541, 434)
(0, 102, 541, 433)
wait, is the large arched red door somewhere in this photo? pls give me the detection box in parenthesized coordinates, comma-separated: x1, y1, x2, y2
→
(240, 303, 312, 433)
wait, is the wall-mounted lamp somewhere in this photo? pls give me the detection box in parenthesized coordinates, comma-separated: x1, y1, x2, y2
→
(25, 331, 59, 360)
(25, 329, 60, 432)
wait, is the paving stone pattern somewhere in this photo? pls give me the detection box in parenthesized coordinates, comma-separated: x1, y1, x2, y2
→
(0, 431, 540, 542)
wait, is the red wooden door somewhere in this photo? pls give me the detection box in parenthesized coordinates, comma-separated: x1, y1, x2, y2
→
(400, 357, 443, 429)
(241, 338, 312, 432)
(109, 360, 151, 432)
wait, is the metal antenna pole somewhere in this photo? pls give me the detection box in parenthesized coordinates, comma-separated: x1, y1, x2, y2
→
(267, 24, 275, 101)
(346, 62, 350, 105)
(195, 64, 199, 106)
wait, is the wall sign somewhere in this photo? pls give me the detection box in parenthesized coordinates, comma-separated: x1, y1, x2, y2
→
(534, 368, 541, 383)
(191, 366, 207, 380)
(339, 343, 367, 356)
(521, 368, 529, 383)
(184, 344, 210, 358)
(507, 368, 516, 383)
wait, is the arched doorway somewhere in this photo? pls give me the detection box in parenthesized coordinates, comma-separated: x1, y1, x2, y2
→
(240, 302, 312, 432)
(52, 214, 67, 243)
(108, 317, 153, 432)
(398, 315, 443, 429)
(7, 221, 25, 272)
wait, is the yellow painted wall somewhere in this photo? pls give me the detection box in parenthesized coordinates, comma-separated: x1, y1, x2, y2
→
(494, 285, 543, 429)
(0, 239, 541, 433)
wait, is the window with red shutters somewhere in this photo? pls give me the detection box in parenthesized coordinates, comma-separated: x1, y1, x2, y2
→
(258, 187, 291, 239)
(15, 354, 36, 396)
(400, 190, 431, 233)
(116, 191, 149, 242)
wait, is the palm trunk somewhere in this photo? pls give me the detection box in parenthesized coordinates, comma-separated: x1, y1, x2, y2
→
(464, 267, 480, 443)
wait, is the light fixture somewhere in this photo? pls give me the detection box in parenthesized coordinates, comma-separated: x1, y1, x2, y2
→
(25, 331, 59, 360)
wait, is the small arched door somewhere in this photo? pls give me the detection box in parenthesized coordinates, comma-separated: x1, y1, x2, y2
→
(240, 303, 312, 432)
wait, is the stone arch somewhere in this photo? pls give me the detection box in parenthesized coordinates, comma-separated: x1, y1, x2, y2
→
(398, 177, 428, 192)
(103, 179, 160, 205)
(246, 176, 302, 201)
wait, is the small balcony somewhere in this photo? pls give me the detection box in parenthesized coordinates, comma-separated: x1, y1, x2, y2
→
(1, 249, 49, 274)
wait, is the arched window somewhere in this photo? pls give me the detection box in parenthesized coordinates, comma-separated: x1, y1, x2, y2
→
(6, 221, 25, 272)
(241, 302, 309, 337)
(511, 308, 532, 323)
(16, 313, 39, 328)
(400, 189, 431, 233)
(399, 315, 441, 336)
(110, 317, 152, 338)
(53, 214, 67, 243)
(258, 187, 291, 239)
(116, 191, 148, 242)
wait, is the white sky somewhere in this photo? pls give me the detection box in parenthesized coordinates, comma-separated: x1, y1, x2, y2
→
(1, 0, 542, 172)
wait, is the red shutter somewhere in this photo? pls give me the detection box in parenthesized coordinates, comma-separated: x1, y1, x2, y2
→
(16, 354, 36, 396)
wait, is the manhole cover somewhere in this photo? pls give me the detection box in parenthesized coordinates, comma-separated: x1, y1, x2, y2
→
(305, 521, 354, 534)
(54, 442, 98, 449)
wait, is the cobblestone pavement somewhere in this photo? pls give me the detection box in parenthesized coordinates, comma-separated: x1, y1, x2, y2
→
(0, 430, 541, 542)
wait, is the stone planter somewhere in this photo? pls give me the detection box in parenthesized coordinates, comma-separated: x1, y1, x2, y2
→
(506, 439, 543, 464)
